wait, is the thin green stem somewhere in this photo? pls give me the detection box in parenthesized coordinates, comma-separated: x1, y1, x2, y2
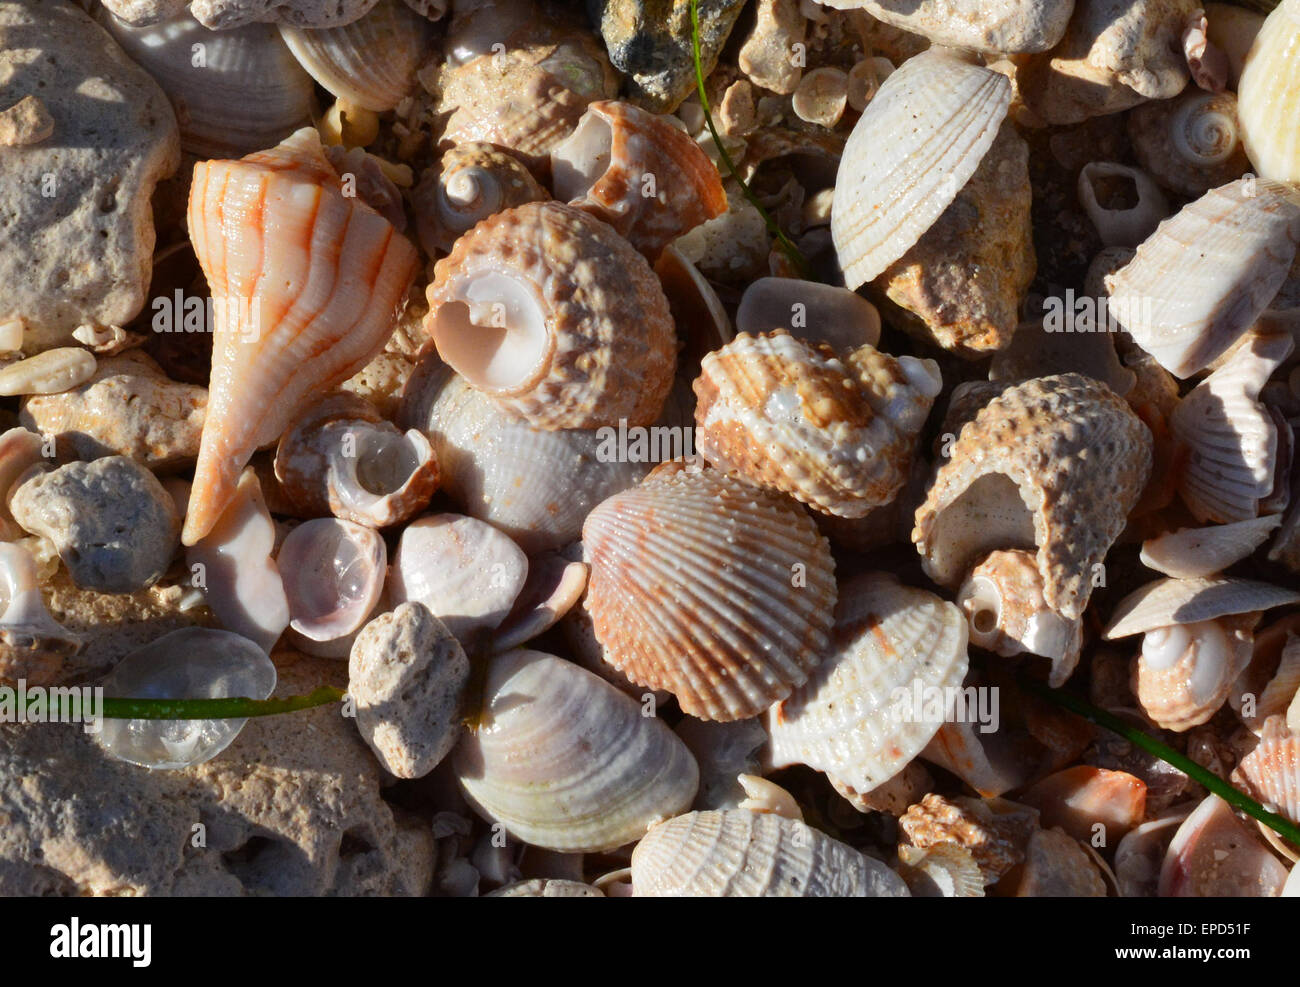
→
(1019, 673, 1300, 848)
(688, 0, 812, 278)
(22, 687, 346, 720)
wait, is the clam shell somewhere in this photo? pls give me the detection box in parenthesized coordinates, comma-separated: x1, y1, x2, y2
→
(412, 142, 547, 257)
(100, 9, 315, 159)
(1170, 330, 1294, 523)
(1104, 575, 1300, 638)
(184, 128, 421, 544)
(452, 648, 698, 853)
(1140, 515, 1284, 578)
(765, 572, 969, 792)
(693, 331, 941, 518)
(630, 809, 910, 897)
(398, 354, 651, 553)
(277, 517, 386, 648)
(913, 374, 1152, 621)
(551, 100, 727, 259)
(582, 462, 836, 722)
(1104, 178, 1300, 378)
(280, 0, 431, 112)
(424, 201, 676, 430)
(831, 49, 1011, 289)
(1237, 0, 1300, 182)
(1160, 793, 1289, 896)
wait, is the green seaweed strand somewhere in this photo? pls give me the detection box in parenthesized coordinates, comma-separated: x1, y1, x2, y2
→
(21, 686, 346, 721)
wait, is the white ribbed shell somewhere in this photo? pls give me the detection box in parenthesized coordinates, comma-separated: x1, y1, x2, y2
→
(765, 572, 969, 792)
(1104, 576, 1300, 638)
(1140, 515, 1284, 579)
(831, 49, 1011, 289)
(1238, 0, 1300, 182)
(1234, 721, 1300, 825)
(630, 810, 910, 897)
(453, 649, 698, 853)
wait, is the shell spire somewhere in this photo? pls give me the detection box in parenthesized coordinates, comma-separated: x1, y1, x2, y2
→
(183, 128, 421, 545)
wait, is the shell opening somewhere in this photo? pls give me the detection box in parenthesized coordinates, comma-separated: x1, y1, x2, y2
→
(551, 112, 612, 203)
(432, 272, 549, 391)
(1077, 162, 1168, 247)
(354, 429, 421, 496)
(925, 474, 1037, 584)
(280, 519, 385, 642)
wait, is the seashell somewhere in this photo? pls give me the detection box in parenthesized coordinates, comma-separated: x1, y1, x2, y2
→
(765, 572, 969, 792)
(1114, 806, 1192, 897)
(1233, 717, 1300, 826)
(279, 0, 431, 112)
(398, 355, 651, 553)
(0, 348, 96, 397)
(734, 277, 881, 352)
(1140, 515, 1284, 578)
(899, 793, 1039, 885)
(693, 332, 941, 518)
(1205, 2, 1264, 90)
(98, 628, 277, 771)
(488, 879, 603, 898)
(1130, 91, 1250, 198)
(583, 462, 836, 722)
(277, 518, 386, 656)
(921, 705, 1037, 798)
(551, 100, 727, 260)
(185, 468, 290, 654)
(654, 245, 732, 373)
(847, 57, 893, 113)
(1020, 766, 1147, 844)
(1016, 828, 1108, 897)
(0, 428, 46, 541)
(630, 809, 910, 898)
(1104, 178, 1300, 379)
(323, 419, 439, 528)
(736, 774, 803, 821)
(989, 318, 1136, 399)
(830, 761, 933, 817)
(0, 542, 81, 687)
(913, 374, 1152, 621)
(412, 143, 547, 257)
(791, 67, 848, 129)
(1105, 575, 1300, 639)
(100, 9, 316, 159)
(1237, 0, 1300, 182)
(491, 554, 588, 654)
(1076, 162, 1170, 248)
(424, 201, 676, 430)
(323, 145, 408, 230)
(674, 717, 768, 812)
(388, 513, 528, 647)
(1160, 793, 1289, 896)
(453, 648, 698, 853)
(1131, 612, 1257, 731)
(1170, 331, 1294, 523)
(184, 127, 421, 544)
(956, 549, 1082, 687)
(273, 393, 382, 517)
(1232, 620, 1300, 732)
(897, 842, 985, 898)
(831, 49, 1012, 290)
(1181, 9, 1229, 92)
(821, 0, 1073, 54)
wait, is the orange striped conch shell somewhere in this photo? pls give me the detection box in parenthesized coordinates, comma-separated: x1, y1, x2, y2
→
(183, 128, 420, 545)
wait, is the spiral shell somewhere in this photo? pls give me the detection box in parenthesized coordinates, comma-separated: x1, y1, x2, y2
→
(184, 128, 421, 545)
(551, 100, 727, 259)
(424, 201, 676, 430)
(273, 393, 382, 517)
(582, 462, 836, 722)
(280, 0, 431, 112)
(323, 419, 439, 529)
(693, 331, 941, 519)
(412, 143, 547, 256)
(1104, 178, 1300, 379)
(452, 648, 698, 853)
(765, 572, 969, 792)
(1129, 91, 1250, 198)
(630, 809, 910, 897)
(913, 374, 1152, 621)
(831, 49, 1012, 290)
(1237, 0, 1300, 182)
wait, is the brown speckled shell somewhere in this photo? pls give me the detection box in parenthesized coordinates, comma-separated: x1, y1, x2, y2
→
(582, 461, 836, 722)
(693, 331, 940, 518)
(412, 142, 547, 257)
(912, 373, 1153, 621)
(424, 201, 677, 429)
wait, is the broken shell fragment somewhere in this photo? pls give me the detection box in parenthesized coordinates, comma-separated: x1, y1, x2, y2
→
(412, 142, 547, 257)
(1237, 0, 1300, 182)
(1076, 162, 1170, 248)
(0, 348, 96, 397)
(1160, 793, 1289, 895)
(97, 628, 277, 771)
(278, 518, 386, 655)
(897, 842, 985, 898)
(453, 648, 698, 853)
(1233, 717, 1300, 826)
(1141, 516, 1284, 578)
(631, 809, 909, 897)
(424, 201, 676, 430)
(1019, 766, 1147, 844)
(827, 0, 1074, 55)
(899, 793, 1038, 885)
(0, 428, 46, 541)
(0, 542, 81, 687)
(791, 67, 848, 129)
(323, 420, 439, 529)
(734, 277, 880, 351)
(1016, 827, 1108, 897)
(492, 555, 588, 654)
(583, 462, 836, 722)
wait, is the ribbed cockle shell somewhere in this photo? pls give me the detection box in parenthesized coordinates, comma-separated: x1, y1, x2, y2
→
(1237, 0, 1300, 182)
(693, 331, 941, 519)
(184, 128, 421, 544)
(583, 461, 836, 722)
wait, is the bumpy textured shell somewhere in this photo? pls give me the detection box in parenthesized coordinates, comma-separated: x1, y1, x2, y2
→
(765, 572, 969, 792)
(412, 142, 547, 256)
(899, 793, 1038, 884)
(185, 129, 420, 544)
(913, 374, 1153, 621)
(693, 331, 941, 518)
(279, 0, 430, 111)
(398, 356, 650, 553)
(831, 49, 1011, 289)
(1238, 0, 1300, 182)
(424, 201, 676, 430)
(452, 648, 698, 853)
(582, 462, 836, 722)
(1170, 331, 1294, 523)
(551, 100, 727, 259)
(630, 809, 910, 897)
(1104, 179, 1300, 378)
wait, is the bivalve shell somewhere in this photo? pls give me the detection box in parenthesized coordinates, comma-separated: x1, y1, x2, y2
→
(1140, 515, 1284, 578)
(1233, 718, 1300, 826)
(1237, 0, 1300, 182)
(1104, 575, 1300, 639)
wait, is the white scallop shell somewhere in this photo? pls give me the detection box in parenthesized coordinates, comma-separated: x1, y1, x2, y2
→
(1104, 576, 1300, 639)
(765, 572, 969, 792)
(1140, 515, 1284, 578)
(1237, 0, 1300, 182)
